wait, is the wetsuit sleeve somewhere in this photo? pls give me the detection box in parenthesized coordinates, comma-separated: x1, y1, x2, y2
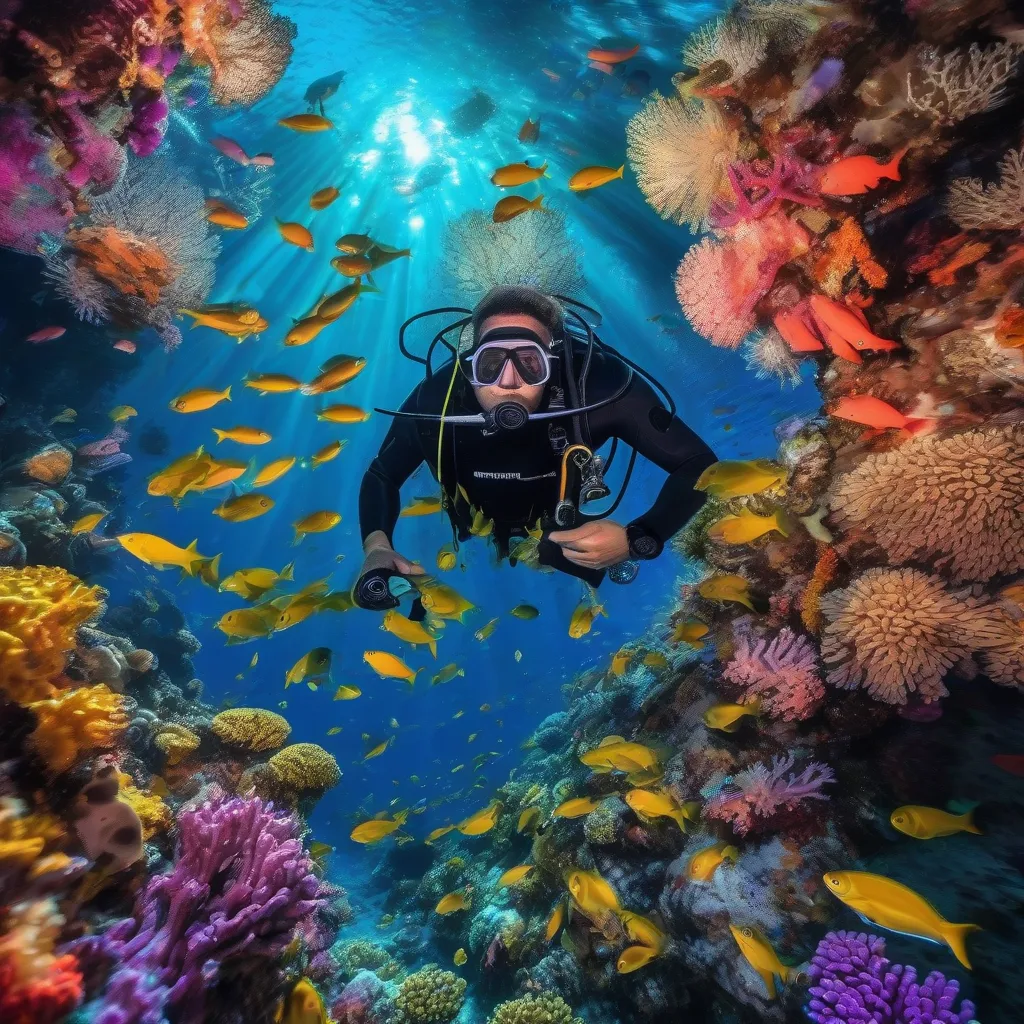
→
(605, 375, 718, 544)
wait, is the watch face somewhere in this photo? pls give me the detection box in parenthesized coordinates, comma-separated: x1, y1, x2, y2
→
(632, 533, 659, 558)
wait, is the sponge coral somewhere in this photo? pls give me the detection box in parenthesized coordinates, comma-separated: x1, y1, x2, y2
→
(395, 965, 466, 1022)
(211, 707, 291, 752)
(154, 723, 201, 766)
(488, 992, 583, 1024)
(0, 798, 64, 866)
(0, 566, 104, 704)
(115, 773, 171, 841)
(268, 743, 342, 793)
(828, 426, 1024, 583)
(27, 685, 128, 774)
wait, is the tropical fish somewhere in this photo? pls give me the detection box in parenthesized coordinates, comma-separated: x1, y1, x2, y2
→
(286, 647, 332, 688)
(469, 507, 493, 537)
(579, 736, 662, 784)
(453, 948, 468, 966)
(432, 663, 465, 685)
(426, 825, 456, 844)
(311, 440, 345, 468)
(642, 652, 668, 670)
(279, 113, 334, 131)
(822, 870, 980, 969)
(213, 493, 274, 523)
(566, 869, 619, 916)
(333, 684, 361, 700)
(493, 194, 544, 223)
(518, 117, 540, 142)
(216, 605, 278, 643)
(457, 800, 502, 836)
(569, 599, 606, 638)
(220, 562, 294, 600)
(415, 579, 476, 622)
(491, 161, 547, 187)
(180, 304, 267, 340)
(517, 807, 542, 833)
(336, 233, 374, 254)
(71, 512, 107, 534)
(624, 789, 687, 830)
(617, 944, 660, 974)
(708, 509, 789, 545)
(695, 459, 787, 499)
(275, 596, 324, 632)
(498, 865, 533, 886)
(118, 533, 210, 574)
(830, 394, 931, 432)
(510, 604, 539, 620)
(210, 135, 258, 165)
(686, 842, 739, 882)
(331, 254, 373, 276)
(363, 738, 391, 760)
(363, 650, 419, 684)
(670, 620, 709, 647)
(704, 699, 761, 733)
(610, 648, 632, 676)
(109, 405, 137, 423)
(818, 147, 906, 196)
(147, 448, 212, 498)
(317, 279, 378, 321)
(569, 165, 624, 191)
(809, 295, 900, 354)
(587, 43, 639, 63)
(437, 545, 457, 571)
(277, 977, 328, 1024)
(245, 373, 303, 395)
(26, 325, 66, 343)
(277, 219, 315, 251)
(401, 495, 444, 517)
(889, 805, 982, 841)
(285, 315, 331, 347)
(317, 405, 370, 424)
(48, 407, 77, 424)
(310, 186, 340, 210)
(382, 609, 439, 657)
(213, 426, 271, 445)
(435, 891, 471, 914)
(729, 925, 800, 998)
(474, 617, 499, 642)
(545, 902, 565, 941)
(350, 810, 408, 844)
(302, 355, 367, 395)
(190, 459, 249, 492)
(698, 574, 758, 612)
(774, 308, 825, 353)
(553, 797, 602, 819)
(205, 200, 248, 229)
(293, 510, 341, 544)
(254, 456, 297, 487)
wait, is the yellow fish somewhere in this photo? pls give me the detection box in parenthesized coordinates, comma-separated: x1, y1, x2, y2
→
(213, 492, 274, 523)
(48, 407, 77, 424)
(311, 440, 346, 468)
(350, 810, 408, 844)
(415, 579, 475, 622)
(553, 797, 602, 818)
(170, 386, 231, 413)
(363, 650, 419, 684)
(285, 315, 331, 347)
(286, 647, 332, 688)
(695, 459, 788, 499)
(190, 459, 249, 492)
(704, 699, 761, 733)
(457, 800, 502, 836)
(568, 164, 624, 191)
(686, 842, 739, 882)
(490, 160, 547, 186)
(493, 194, 544, 223)
(326, 727, 342, 737)
(426, 825, 455, 844)
(453, 948, 467, 966)
(180, 304, 267, 340)
(431, 663, 465, 685)
(293, 510, 341, 544)
(619, 911, 667, 952)
(333, 684, 361, 700)
(890, 805, 982, 841)
(336, 232, 374, 254)
(435, 891, 471, 915)
(219, 562, 294, 600)
(624, 789, 687, 830)
(729, 925, 800, 998)
(670, 619, 709, 647)
(245, 373, 302, 395)
(71, 511, 107, 534)
(642, 651, 668, 670)
(708, 508, 790, 545)
(401, 495, 444, 517)
(117, 533, 210, 575)
(317, 279, 378, 321)
(610, 649, 632, 676)
(279, 113, 334, 131)
(510, 604, 539, 620)
(254, 456, 297, 487)
(363, 738, 391, 760)
(276, 219, 315, 251)
(517, 807, 542, 833)
(302, 355, 367, 396)
(616, 944, 660, 974)
(148, 447, 213, 499)
(498, 865, 533, 886)
(277, 977, 328, 1024)
(382, 609, 439, 657)
(545, 901, 564, 941)
(310, 186, 340, 210)
(569, 599, 606, 638)
(213, 426, 271, 445)
(275, 596, 323, 632)
(437, 545, 457, 571)
(698, 574, 758, 612)
(317, 404, 370, 424)
(109, 405, 137, 423)
(823, 871, 981, 968)
(579, 736, 662, 785)
(215, 605, 278, 644)
(566, 869, 619, 916)
(474, 617, 499, 642)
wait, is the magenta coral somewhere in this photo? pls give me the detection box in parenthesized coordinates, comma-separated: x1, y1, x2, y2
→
(722, 618, 825, 721)
(711, 156, 822, 228)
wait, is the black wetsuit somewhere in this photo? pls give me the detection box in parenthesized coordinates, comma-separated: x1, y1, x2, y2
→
(359, 343, 717, 582)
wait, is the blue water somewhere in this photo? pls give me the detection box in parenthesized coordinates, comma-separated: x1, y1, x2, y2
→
(97, 0, 818, 881)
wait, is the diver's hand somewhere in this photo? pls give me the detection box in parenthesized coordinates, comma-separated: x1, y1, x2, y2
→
(548, 521, 630, 570)
(360, 532, 424, 578)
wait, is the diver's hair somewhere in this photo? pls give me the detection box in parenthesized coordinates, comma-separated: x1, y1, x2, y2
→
(470, 285, 563, 347)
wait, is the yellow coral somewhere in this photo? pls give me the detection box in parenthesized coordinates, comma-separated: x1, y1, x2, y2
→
(115, 773, 171, 840)
(0, 566, 104, 703)
(395, 965, 467, 1023)
(211, 707, 291, 752)
(154, 723, 201, 766)
(0, 797, 64, 865)
(267, 743, 341, 792)
(28, 684, 128, 774)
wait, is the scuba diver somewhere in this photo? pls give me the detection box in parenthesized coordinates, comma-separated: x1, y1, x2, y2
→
(354, 285, 717, 611)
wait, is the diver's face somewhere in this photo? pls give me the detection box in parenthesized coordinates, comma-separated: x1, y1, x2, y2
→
(473, 314, 550, 414)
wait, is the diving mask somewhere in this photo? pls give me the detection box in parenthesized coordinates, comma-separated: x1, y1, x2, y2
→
(467, 337, 553, 387)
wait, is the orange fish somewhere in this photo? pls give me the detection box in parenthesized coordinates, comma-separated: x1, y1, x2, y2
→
(830, 395, 932, 433)
(773, 309, 823, 353)
(518, 118, 540, 143)
(809, 296, 900, 359)
(276, 220, 314, 251)
(992, 754, 1024, 776)
(587, 43, 639, 64)
(818, 148, 907, 196)
(310, 187, 340, 210)
(205, 200, 248, 229)
(493, 195, 543, 223)
(541, 68, 560, 81)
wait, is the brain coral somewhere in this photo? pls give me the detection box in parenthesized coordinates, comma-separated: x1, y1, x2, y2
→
(211, 708, 291, 752)
(268, 743, 341, 792)
(27, 685, 128, 774)
(0, 566, 104, 703)
(395, 965, 466, 1023)
(154, 723, 201, 766)
(487, 992, 583, 1024)
(828, 425, 1024, 583)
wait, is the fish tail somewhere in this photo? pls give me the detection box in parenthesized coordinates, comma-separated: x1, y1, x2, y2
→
(615, 164, 625, 179)
(224, 386, 232, 401)
(213, 428, 226, 443)
(942, 923, 981, 970)
(292, 529, 305, 546)
(531, 194, 545, 210)
(885, 146, 909, 180)
(280, 561, 295, 581)
(429, 640, 437, 658)
(961, 808, 983, 835)
(670, 811, 688, 832)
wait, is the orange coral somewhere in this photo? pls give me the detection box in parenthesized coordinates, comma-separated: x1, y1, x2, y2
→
(811, 217, 888, 298)
(907, 232, 993, 286)
(21, 445, 72, 486)
(0, 566, 104, 704)
(69, 226, 174, 305)
(27, 685, 128, 774)
(800, 546, 839, 635)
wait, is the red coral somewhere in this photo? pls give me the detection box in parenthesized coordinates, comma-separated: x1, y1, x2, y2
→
(0, 951, 83, 1024)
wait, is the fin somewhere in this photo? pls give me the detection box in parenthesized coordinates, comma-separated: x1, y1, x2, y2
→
(224, 385, 232, 401)
(428, 640, 437, 658)
(409, 598, 427, 622)
(599, 735, 627, 746)
(365, 274, 380, 292)
(280, 561, 295, 581)
(885, 146, 909, 180)
(292, 530, 304, 546)
(722, 845, 739, 863)
(942, 922, 981, 970)
(960, 808, 983, 835)
(757, 968, 777, 999)
(213, 429, 226, 443)
(615, 164, 625, 179)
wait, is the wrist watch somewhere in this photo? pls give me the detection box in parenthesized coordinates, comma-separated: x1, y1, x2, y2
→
(625, 522, 663, 560)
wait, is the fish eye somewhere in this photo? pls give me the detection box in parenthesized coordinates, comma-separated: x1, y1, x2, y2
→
(893, 814, 905, 824)
(741, 927, 753, 938)
(826, 875, 839, 888)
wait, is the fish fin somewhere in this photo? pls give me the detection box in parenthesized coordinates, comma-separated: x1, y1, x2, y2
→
(213, 428, 226, 443)
(885, 145, 909, 180)
(280, 561, 295, 581)
(671, 811, 688, 832)
(720, 720, 742, 733)
(722, 845, 739, 863)
(616, 164, 624, 178)
(942, 922, 981, 970)
(292, 530, 304, 546)
(429, 640, 437, 658)
(365, 275, 380, 292)
(960, 808, 983, 835)
(224, 386, 232, 401)
(756, 968, 777, 999)
(599, 735, 627, 746)
(903, 416, 936, 436)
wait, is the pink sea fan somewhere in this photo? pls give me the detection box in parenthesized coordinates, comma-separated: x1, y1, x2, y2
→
(674, 213, 809, 348)
(705, 753, 834, 836)
(723, 618, 826, 721)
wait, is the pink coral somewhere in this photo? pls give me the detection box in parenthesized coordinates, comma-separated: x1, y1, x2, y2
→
(723, 618, 825, 721)
(705, 753, 834, 836)
(711, 156, 822, 228)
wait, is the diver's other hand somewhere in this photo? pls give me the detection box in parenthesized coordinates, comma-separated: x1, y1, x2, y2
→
(549, 521, 630, 570)
(360, 532, 424, 577)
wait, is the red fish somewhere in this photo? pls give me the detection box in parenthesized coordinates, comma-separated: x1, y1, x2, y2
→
(518, 118, 540, 143)
(589, 60, 614, 74)
(541, 68, 561, 81)
(26, 326, 66, 343)
(830, 394, 932, 432)
(249, 153, 275, 167)
(774, 309, 824, 352)
(818, 147, 907, 196)
(587, 43, 640, 64)
(112, 339, 137, 354)
(210, 136, 252, 166)
(992, 754, 1024, 777)
(809, 295, 900, 355)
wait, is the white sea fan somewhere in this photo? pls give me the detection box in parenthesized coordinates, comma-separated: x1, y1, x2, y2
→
(742, 329, 803, 386)
(682, 16, 768, 78)
(948, 145, 1024, 230)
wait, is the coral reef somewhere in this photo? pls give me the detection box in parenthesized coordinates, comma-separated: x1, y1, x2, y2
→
(394, 965, 466, 1022)
(211, 707, 292, 752)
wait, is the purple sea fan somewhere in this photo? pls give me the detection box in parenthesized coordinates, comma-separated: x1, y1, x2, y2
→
(69, 791, 321, 1024)
(723, 618, 826, 721)
(806, 930, 975, 1024)
(705, 753, 834, 836)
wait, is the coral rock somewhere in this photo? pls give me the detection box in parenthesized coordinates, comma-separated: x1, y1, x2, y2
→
(268, 742, 342, 793)
(153, 722, 201, 766)
(395, 965, 466, 1022)
(27, 684, 128, 774)
(211, 707, 292, 752)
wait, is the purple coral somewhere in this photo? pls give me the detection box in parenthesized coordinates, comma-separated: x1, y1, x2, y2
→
(69, 791, 321, 1024)
(76, 426, 132, 476)
(711, 155, 822, 228)
(723, 619, 826, 721)
(806, 931, 976, 1024)
(705, 753, 835, 836)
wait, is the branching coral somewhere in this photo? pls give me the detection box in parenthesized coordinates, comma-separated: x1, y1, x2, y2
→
(440, 208, 584, 301)
(0, 566, 105, 704)
(948, 145, 1024, 230)
(812, 217, 888, 299)
(626, 94, 740, 230)
(211, 707, 292, 752)
(723, 619, 825, 721)
(487, 992, 583, 1024)
(395, 965, 466, 1022)
(704, 753, 834, 836)
(828, 426, 1024, 583)
(28, 685, 128, 774)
